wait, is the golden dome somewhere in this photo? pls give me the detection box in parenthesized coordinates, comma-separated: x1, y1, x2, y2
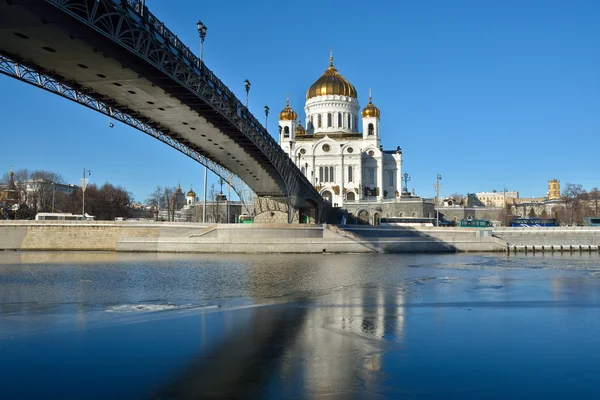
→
(187, 187, 196, 197)
(306, 53, 357, 100)
(295, 120, 306, 135)
(279, 97, 297, 121)
(361, 90, 380, 118)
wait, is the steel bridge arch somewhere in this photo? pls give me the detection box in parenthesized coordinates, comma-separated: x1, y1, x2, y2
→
(0, 0, 326, 218)
(42, 0, 324, 209)
(0, 53, 255, 214)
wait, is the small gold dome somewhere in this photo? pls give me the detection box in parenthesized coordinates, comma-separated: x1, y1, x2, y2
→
(279, 97, 297, 121)
(187, 187, 196, 197)
(361, 90, 380, 118)
(306, 53, 357, 100)
(295, 120, 306, 136)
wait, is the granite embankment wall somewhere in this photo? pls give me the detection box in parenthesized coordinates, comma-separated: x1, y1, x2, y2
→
(116, 224, 505, 253)
(0, 221, 504, 253)
(1, 221, 598, 253)
(0, 221, 209, 251)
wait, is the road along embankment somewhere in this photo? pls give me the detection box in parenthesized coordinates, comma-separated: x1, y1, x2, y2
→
(1, 221, 597, 253)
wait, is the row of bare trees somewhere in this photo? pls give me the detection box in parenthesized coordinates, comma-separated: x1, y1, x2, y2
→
(1, 169, 135, 220)
(554, 184, 600, 226)
(145, 183, 233, 222)
(146, 186, 182, 222)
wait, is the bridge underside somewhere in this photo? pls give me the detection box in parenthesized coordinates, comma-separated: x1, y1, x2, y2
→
(0, 1, 310, 204)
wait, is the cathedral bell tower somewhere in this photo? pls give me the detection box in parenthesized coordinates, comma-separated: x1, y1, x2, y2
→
(278, 94, 297, 157)
(361, 89, 381, 143)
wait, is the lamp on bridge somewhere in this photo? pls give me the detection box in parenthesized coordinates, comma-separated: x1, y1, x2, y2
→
(264, 105, 269, 128)
(244, 79, 251, 107)
(196, 21, 207, 64)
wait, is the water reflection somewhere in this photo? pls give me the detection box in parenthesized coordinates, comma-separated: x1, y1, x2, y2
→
(2, 252, 600, 399)
(155, 286, 407, 399)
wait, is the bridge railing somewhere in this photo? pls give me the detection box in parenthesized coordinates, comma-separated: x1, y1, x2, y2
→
(119, 0, 317, 195)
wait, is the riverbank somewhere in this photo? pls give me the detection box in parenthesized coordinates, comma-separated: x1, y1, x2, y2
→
(1, 221, 599, 253)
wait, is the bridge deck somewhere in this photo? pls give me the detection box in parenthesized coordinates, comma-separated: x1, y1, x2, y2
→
(0, 0, 291, 198)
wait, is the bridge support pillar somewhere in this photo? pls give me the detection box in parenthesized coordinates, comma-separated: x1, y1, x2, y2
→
(287, 200, 296, 224)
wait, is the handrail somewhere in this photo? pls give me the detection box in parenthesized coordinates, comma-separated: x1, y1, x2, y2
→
(120, 0, 317, 191)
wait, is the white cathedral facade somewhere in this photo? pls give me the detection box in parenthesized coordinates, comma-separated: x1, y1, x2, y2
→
(276, 53, 434, 224)
(277, 54, 412, 215)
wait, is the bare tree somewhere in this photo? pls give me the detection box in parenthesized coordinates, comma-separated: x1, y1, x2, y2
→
(562, 183, 586, 225)
(163, 186, 177, 221)
(588, 187, 600, 217)
(449, 192, 466, 206)
(146, 186, 164, 220)
(28, 170, 66, 213)
(496, 202, 515, 226)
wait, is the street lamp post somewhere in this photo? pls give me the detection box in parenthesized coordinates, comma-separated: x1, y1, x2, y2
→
(51, 182, 55, 212)
(227, 183, 231, 223)
(196, 21, 207, 65)
(197, 20, 208, 224)
(244, 79, 251, 108)
(202, 165, 207, 223)
(433, 172, 442, 226)
(216, 178, 225, 223)
(81, 168, 91, 217)
(264, 105, 269, 128)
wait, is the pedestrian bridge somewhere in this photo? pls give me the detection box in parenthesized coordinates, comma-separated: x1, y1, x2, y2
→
(0, 0, 328, 221)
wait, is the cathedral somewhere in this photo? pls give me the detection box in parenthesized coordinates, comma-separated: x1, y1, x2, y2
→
(278, 52, 433, 224)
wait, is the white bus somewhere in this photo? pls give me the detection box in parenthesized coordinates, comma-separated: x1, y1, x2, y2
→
(35, 213, 95, 221)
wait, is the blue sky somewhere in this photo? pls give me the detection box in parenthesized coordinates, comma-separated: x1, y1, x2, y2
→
(1, 0, 598, 202)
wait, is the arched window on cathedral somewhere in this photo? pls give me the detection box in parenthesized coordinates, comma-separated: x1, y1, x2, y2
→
(284, 126, 290, 137)
(319, 166, 324, 183)
(389, 171, 394, 187)
(348, 166, 353, 182)
(324, 166, 329, 182)
(327, 113, 332, 128)
(337, 113, 342, 128)
(317, 114, 322, 128)
(354, 115, 358, 130)
(329, 166, 334, 182)
(368, 123, 374, 136)
(347, 114, 351, 129)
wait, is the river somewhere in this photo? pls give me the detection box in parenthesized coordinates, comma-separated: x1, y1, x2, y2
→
(1, 251, 600, 399)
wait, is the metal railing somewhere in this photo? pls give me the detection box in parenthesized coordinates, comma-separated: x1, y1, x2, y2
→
(118, 0, 320, 196)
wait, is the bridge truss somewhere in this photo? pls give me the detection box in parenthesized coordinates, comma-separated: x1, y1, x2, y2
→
(0, 53, 255, 215)
(0, 0, 327, 221)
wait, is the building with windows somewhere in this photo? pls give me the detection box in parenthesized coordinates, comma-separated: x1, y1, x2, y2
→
(277, 52, 433, 224)
(548, 179, 560, 200)
(468, 190, 519, 208)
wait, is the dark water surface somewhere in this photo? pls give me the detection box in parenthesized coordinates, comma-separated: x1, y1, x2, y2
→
(1, 251, 600, 399)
